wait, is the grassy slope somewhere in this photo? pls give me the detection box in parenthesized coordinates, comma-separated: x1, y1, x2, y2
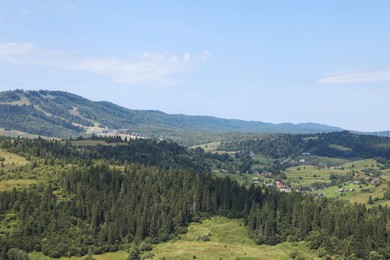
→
(285, 158, 390, 207)
(0, 149, 28, 165)
(0, 128, 45, 139)
(142, 217, 318, 260)
(0, 149, 33, 191)
(0, 179, 38, 192)
(190, 141, 221, 152)
(285, 165, 346, 186)
(29, 217, 319, 260)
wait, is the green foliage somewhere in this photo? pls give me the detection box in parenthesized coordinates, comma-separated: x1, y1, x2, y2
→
(0, 136, 389, 260)
(0, 90, 342, 144)
(0, 90, 22, 102)
(128, 246, 140, 260)
(0, 104, 82, 138)
(7, 248, 29, 260)
(220, 131, 390, 159)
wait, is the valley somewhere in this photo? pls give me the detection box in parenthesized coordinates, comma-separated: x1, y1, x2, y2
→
(0, 132, 389, 259)
(1, 90, 390, 260)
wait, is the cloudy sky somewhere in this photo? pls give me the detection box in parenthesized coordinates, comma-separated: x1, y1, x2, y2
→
(1, 1, 390, 132)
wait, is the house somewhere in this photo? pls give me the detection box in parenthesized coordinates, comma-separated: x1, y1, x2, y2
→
(275, 181, 291, 193)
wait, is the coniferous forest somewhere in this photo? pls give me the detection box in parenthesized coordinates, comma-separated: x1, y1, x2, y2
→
(0, 136, 389, 259)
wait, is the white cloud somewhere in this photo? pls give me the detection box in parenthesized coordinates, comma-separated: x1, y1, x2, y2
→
(0, 42, 34, 63)
(317, 67, 390, 85)
(0, 42, 206, 87)
(0, 42, 73, 66)
(70, 53, 189, 87)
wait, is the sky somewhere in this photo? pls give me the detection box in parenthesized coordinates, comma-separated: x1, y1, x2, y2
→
(0, 1, 390, 132)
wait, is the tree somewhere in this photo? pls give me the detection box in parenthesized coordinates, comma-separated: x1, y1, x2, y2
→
(7, 248, 29, 260)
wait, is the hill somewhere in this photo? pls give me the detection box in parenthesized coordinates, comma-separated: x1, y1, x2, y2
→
(1, 136, 389, 259)
(0, 89, 342, 142)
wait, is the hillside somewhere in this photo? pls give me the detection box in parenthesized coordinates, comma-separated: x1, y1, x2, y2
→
(0, 90, 342, 141)
(1, 136, 389, 259)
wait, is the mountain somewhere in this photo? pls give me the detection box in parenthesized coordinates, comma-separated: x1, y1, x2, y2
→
(0, 89, 343, 141)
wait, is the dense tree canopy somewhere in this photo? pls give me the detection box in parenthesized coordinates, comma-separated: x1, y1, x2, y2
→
(0, 136, 389, 259)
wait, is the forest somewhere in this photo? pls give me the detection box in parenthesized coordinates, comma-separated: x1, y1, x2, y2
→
(0, 136, 389, 259)
(0, 90, 344, 144)
(219, 131, 390, 159)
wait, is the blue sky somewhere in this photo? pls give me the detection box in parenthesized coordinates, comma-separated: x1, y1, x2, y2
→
(1, 1, 390, 132)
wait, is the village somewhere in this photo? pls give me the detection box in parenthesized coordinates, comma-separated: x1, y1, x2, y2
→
(86, 127, 149, 141)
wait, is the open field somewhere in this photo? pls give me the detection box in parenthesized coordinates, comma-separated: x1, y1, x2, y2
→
(0, 179, 38, 191)
(342, 158, 381, 169)
(29, 217, 319, 260)
(141, 217, 318, 260)
(0, 149, 28, 166)
(301, 156, 349, 167)
(251, 154, 274, 169)
(285, 165, 346, 186)
(285, 158, 390, 206)
(312, 182, 390, 207)
(190, 141, 221, 152)
(0, 128, 54, 139)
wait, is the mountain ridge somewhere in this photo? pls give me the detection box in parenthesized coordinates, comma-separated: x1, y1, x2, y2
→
(0, 89, 343, 140)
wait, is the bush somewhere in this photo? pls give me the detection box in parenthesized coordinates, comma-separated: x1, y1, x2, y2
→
(138, 243, 152, 252)
(7, 248, 29, 260)
(128, 246, 140, 260)
(197, 234, 210, 242)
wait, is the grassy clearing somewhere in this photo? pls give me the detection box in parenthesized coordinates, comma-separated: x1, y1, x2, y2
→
(251, 154, 274, 169)
(0, 95, 31, 106)
(0, 179, 38, 191)
(302, 156, 349, 167)
(0, 149, 28, 166)
(213, 172, 258, 186)
(30, 217, 318, 260)
(191, 142, 221, 152)
(143, 217, 318, 260)
(328, 144, 352, 151)
(284, 157, 390, 206)
(285, 165, 346, 186)
(313, 182, 390, 206)
(342, 158, 380, 169)
(0, 128, 52, 139)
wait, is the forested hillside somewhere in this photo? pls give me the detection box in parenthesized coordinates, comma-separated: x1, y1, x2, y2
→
(220, 131, 390, 159)
(0, 90, 342, 142)
(0, 136, 389, 259)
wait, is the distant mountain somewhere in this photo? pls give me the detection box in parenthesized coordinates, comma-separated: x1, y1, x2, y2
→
(0, 89, 343, 141)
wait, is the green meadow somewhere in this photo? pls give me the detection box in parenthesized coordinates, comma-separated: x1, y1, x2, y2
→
(141, 217, 318, 260)
(0, 148, 28, 166)
(29, 217, 319, 260)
